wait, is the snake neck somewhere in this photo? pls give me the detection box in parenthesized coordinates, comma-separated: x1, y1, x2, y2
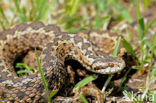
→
(41, 34, 125, 75)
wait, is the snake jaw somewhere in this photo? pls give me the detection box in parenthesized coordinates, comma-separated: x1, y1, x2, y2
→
(91, 58, 125, 74)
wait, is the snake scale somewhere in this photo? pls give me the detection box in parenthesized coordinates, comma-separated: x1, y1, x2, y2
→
(0, 22, 125, 102)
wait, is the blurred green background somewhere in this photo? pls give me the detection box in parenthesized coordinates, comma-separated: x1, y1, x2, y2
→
(0, 0, 155, 33)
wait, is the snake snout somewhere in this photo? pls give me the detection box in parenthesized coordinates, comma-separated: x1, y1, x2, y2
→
(91, 57, 125, 74)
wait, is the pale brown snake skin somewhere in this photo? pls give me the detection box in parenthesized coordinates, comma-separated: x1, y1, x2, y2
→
(0, 22, 125, 102)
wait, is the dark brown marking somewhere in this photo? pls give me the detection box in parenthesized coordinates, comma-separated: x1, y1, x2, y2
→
(85, 50, 92, 56)
(53, 38, 59, 43)
(74, 49, 78, 55)
(32, 33, 39, 36)
(61, 34, 71, 40)
(15, 23, 29, 32)
(30, 38, 35, 44)
(82, 42, 91, 50)
(13, 37, 18, 40)
(44, 34, 50, 39)
(29, 22, 44, 30)
(74, 36, 83, 44)
(44, 24, 60, 32)
(88, 55, 97, 59)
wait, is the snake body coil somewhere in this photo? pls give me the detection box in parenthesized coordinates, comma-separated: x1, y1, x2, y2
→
(0, 22, 125, 102)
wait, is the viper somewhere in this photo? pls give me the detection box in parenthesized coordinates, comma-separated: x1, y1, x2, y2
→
(0, 22, 125, 102)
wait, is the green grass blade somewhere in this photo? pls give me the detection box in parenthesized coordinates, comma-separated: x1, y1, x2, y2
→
(151, 65, 156, 78)
(65, 0, 80, 17)
(153, 92, 156, 103)
(142, 33, 156, 101)
(102, 74, 113, 93)
(144, 0, 150, 8)
(150, 33, 156, 64)
(66, 0, 80, 17)
(13, 0, 26, 22)
(36, 0, 56, 21)
(0, 6, 5, 18)
(36, 0, 42, 7)
(115, 4, 132, 23)
(67, 28, 80, 33)
(73, 75, 98, 91)
(120, 68, 131, 87)
(17, 70, 31, 75)
(80, 94, 89, 103)
(149, 33, 156, 76)
(112, 36, 121, 57)
(138, 17, 145, 39)
(35, 48, 51, 103)
(0, 19, 5, 30)
(70, 0, 80, 16)
(36, 0, 48, 21)
(136, 0, 141, 20)
(16, 63, 36, 72)
(93, 16, 111, 29)
(16, 63, 28, 68)
(121, 36, 137, 59)
(145, 18, 156, 33)
(0, 6, 8, 23)
(136, 0, 145, 40)
(138, 18, 145, 33)
(50, 90, 59, 99)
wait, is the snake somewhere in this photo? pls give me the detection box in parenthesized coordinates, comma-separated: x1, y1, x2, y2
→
(0, 22, 125, 102)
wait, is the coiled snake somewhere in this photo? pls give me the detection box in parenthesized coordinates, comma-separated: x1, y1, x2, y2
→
(0, 22, 125, 102)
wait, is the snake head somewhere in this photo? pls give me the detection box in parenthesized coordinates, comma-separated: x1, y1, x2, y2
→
(91, 56, 125, 74)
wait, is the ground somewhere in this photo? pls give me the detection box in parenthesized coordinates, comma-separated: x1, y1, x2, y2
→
(0, 0, 156, 103)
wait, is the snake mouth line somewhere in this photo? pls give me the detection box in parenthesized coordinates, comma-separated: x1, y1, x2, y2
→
(92, 62, 125, 74)
(95, 66, 123, 74)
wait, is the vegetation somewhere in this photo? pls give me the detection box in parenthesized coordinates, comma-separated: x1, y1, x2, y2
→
(0, 0, 156, 102)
